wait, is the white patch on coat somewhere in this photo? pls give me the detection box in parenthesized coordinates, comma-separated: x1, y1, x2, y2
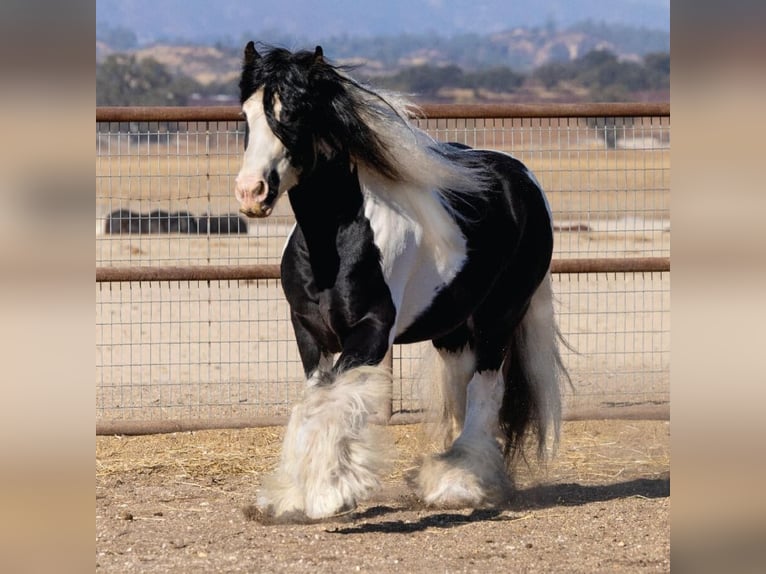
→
(360, 177, 467, 340)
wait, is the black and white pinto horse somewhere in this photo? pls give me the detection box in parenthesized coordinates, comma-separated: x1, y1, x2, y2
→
(235, 43, 567, 521)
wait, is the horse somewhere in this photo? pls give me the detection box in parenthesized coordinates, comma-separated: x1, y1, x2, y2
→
(148, 210, 199, 234)
(104, 209, 142, 234)
(104, 209, 199, 234)
(234, 43, 567, 521)
(198, 214, 249, 234)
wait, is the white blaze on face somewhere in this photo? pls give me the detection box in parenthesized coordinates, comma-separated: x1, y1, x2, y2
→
(235, 89, 299, 218)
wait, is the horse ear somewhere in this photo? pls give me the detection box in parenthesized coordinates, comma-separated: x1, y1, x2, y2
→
(313, 45, 324, 64)
(244, 41, 260, 64)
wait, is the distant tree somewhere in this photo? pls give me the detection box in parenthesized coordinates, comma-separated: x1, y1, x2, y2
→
(529, 48, 669, 101)
(466, 67, 524, 92)
(575, 49, 619, 73)
(371, 64, 524, 96)
(374, 65, 464, 96)
(643, 52, 671, 90)
(573, 49, 660, 100)
(96, 54, 201, 106)
(532, 61, 576, 89)
(585, 59, 649, 92)
(644, 52, 670, 75)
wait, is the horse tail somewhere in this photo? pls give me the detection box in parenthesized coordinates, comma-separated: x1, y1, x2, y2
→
(499, 272, 568, 463)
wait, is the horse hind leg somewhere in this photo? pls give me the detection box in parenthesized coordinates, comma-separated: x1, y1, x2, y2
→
(414, 288, 525, 508)
(414, 366, 510, 508)
(414, 272, 565, 509)
(423, 327, 476, 449)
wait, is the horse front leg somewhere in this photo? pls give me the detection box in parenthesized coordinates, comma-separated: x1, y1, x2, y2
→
(258, 314, 394, 521)
(290, 312, 335, 387)
(257, 312, 334, 521)
(299, 316, 394, 518)
(333, 314, 392, 373)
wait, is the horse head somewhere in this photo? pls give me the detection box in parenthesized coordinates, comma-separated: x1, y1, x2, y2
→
(235, 43, 338, 218)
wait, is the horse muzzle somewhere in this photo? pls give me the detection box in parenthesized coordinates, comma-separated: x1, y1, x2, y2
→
(239, 204, 273, 218)
(235, 176, 277, 218)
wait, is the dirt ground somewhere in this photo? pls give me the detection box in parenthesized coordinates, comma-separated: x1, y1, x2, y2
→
(96, 419, 669, 573)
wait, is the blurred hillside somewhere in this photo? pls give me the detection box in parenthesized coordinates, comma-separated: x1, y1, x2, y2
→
(96, 23, 669, 105)
(97, 20, 668, 80)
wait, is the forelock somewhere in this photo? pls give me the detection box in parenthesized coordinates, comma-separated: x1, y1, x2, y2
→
(240, 46, 320, 106)
(237, 45, 364, 168)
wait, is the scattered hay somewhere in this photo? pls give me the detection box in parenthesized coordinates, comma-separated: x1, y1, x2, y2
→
(96, 420, 670, 487)
(96, 427, 283, 479)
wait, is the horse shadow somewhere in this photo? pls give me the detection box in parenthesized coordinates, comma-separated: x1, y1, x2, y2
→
(327, 475, 669, 535)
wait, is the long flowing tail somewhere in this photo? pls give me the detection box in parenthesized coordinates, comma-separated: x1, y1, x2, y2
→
(499, 272, 569, 462)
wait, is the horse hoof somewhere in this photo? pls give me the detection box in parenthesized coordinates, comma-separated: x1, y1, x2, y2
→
(252, 500, 357, 524)
(412, 438, 511, 508)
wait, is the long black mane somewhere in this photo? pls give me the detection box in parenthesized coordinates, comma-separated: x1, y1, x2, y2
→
(240, 43, 411, 179)
(239, 44, 480, 191)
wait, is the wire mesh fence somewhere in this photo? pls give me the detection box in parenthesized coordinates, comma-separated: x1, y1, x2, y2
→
(96, 104, 670, 431)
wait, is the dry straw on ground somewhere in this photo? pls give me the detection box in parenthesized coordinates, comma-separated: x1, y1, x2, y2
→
(96, 420, 669, 487)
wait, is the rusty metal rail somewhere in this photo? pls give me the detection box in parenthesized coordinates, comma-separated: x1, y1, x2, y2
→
(96, 264, 282, 283)
(95, 258, 669, 283)
(96, 102, 669, 123)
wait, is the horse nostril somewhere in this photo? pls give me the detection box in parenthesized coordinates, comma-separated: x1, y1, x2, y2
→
(253, 180, 265, 198)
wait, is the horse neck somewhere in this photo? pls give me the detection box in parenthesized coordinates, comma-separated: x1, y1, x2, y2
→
(287, 158, 364, 286)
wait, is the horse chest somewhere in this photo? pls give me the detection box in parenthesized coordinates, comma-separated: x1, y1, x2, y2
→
(282, 217, 397, 348)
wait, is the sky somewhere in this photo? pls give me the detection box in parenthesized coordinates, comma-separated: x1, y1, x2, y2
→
(96, 0, 669, 45)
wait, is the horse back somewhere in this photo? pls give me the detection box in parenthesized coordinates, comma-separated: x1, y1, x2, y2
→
(393, 148, 554, 344)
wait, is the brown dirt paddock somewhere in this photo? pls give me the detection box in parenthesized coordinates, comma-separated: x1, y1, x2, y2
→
(96, 419, 669, 573)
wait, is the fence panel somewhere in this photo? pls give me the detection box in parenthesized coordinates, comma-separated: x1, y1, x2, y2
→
(96, 104, 669, 432)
